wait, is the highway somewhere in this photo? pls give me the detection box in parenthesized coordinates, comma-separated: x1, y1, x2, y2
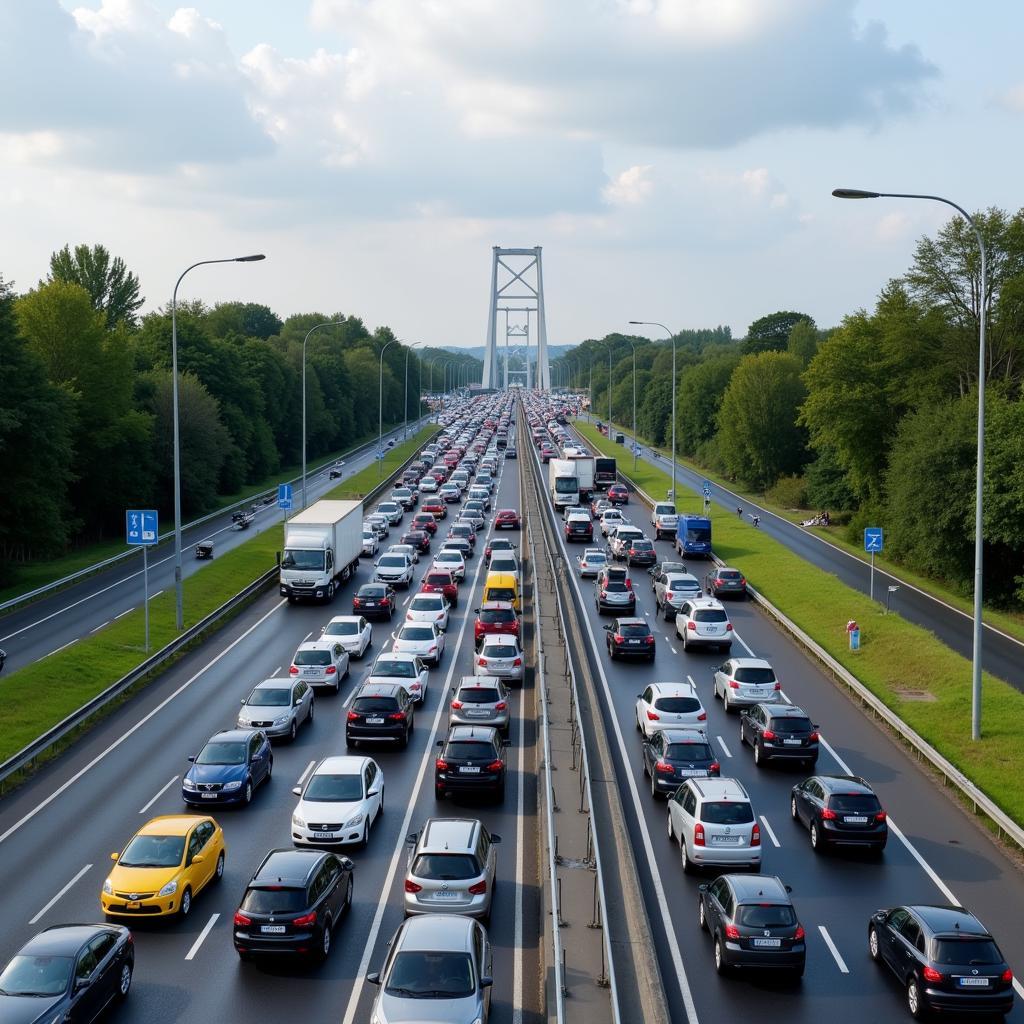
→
(589, 422, 1024, 691)
(527, 410, 1024, 1024)
(0, 419, 430, 677)
(0, 411, 543, 1024)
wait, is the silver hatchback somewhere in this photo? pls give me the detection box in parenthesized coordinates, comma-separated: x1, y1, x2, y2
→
(450, 677, 511, 738)
(712, 657, 782, 713)
(474, 636, 524, 684)
(237, 677, 314, 741)
(403, 818, 501, 919)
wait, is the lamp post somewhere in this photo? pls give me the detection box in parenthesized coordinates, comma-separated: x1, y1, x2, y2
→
(404, 342, 421, 439)
(630, 321, 675, 503)
(833, 187, 989, 740)
(172, 253, 264, 631)
(377, 339, 396, 479)
(302, 320, 346, 511)
(627, 342, 638, 471)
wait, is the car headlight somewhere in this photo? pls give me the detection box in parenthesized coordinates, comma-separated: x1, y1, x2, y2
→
(158, 879, 178, 897)
(292, 814, 306, 828)
(222, 780, 242, 791)
(182, 778, 197, 791)
(103, 878, 113, 895)
(273, 715, 289, 726)
(344, 813, 364, 828)
(238, 716, 251, 726)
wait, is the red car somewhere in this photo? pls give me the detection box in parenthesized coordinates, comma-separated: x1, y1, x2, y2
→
(494, 509, 521, 530)
(473, 601, 520, 648)
(420, 569, 459, 608)
(607, 483, 629, 504)
(412, 512, 437, 535)
(422, 500, 447, 520)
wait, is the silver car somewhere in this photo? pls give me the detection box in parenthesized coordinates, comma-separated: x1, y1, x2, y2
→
(376, 501, 404, 526)
(667, 777, 761, 874)
(577, 548, 608, 577)
(712, 657, 782, 713)
(403, 818, 501, 919)
(237, 677, 314, 741)
(290, 640, 350, 693)
(374, 553, 415, 589)
(368, 914, 493, 1023)
(450, 676, 511, 737)
(474, 636, 524, 684)
(674, 598, 733, 652)
(654, 571, 703, 620)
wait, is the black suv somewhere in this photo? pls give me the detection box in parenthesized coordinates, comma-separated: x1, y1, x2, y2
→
(791, 774, 888, 853)
(739, 703, 819, 768)
(233, 848, 354, 962)
(603, 617, 655, 660)
(626, 538, 657, 567)
(435, 726, 507, 802)
(346, 683, 415, 749)
(698, 873, 806, 979)
(642, 728, 720, 796)
(868, 905, 1014, 1019)
(353, 583, 397, 621)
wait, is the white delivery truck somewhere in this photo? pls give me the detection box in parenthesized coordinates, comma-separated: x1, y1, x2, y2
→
(549, 458, 580, 509)
(564, 454, 595, 499)
(280, 499, 364, 603)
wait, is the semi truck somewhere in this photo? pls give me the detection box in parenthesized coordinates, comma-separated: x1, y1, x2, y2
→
(594, 457, 617, 490)
(549, 459, 581, 509)
(280, 499, 364, 603)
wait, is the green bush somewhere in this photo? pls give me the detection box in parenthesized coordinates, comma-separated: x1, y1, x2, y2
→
(766, 474, 808, 509)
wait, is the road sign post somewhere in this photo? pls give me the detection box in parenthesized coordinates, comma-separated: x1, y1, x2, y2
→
(277, 483, 293, 521)
(126, 510, 159, 651)
(864, 527, 884, 601)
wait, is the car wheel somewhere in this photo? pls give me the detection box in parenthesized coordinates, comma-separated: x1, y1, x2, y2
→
(868, 926, 881, 962)
(344, 875, 353, 912)
(179, 887, 192, 919)
(698, 899, 708, 932)
(810, 821, 823, 853)
(714, 937, 729, 975)
(243, 781, 253, 805)
(680, 840, 693, 874)
(308, 700, 315, 724)
(667, 814, 674, 842)
(738, 722, 746, 746)
(359, 822, 369, 849)
(287, 719, 297, 743)
(318, 918, 333, 962)
(116, 960, 132, 1001)
(753, 742, 762, 766)
(326, 581, 335, 602)
(681, 633, 689, 652)
(214, 851, 225, 882)
(790, 796, 798, 821)
(650, 772, 659, 799)
(907, 977, 926, 1020)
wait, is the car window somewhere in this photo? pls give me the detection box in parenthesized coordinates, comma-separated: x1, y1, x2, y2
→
(401, 627, 435, 641)
(619, 624, 651, 637)
(733, 666, 776, 684)
(373, 660, 416, 678)
(458, 686, 501, 703)
(932, 938, 1003, 965)
(900, 917, 923, 947)
(242, 887, 307, 914)
(682, 788, 698, 815)
(770, 716, 813, 734)
(693, 609, 728, 622)
(446, 740, 499, 760)
(248, 734, 262, 760)
(653, 697, 700, 713)
(305, 774, 364, 801)
(828, 793, 880, 813)
(186, 829, 203, 863)
(353, 696, 398, 713)
(386, 951, 474, 998)
(295, 649, 332, 666)
(75, 947, 99, 981)
(737, 904, 796, 929)
(412, 853, 481, 879)
(700, 801, 754, 825)
(665, 742, 713, 761)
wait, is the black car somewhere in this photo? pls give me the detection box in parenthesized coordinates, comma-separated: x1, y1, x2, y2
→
(233, 849, 354, 962)
(449, 523, 477, 547)
(353, 583, 397, 620)
(649, 561, 687, 591)
(505, 446, 517, 459)
(604, 617, 655, 660)
(698, 874, 805, 978)
(402, 529, 431, 554)
(435, 726, 506, 802)
(739, 703, 819, 768)
(868, 905, 1014, 1019)
(0, 924, 134, 1021)
(791, 774, 887, 853)
(182, 728, 273, 807)
(626, 538, 658, 567)
(642, 728, 720, 796)
(442, 537, 474, 561)
(346, 683, 415, 749)
(705, 567, 747, 599)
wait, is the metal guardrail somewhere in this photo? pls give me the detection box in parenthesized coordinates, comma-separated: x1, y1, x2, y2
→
(0, 417, 431, 615)
(0, 425, 440, 791)
(608, 460, 1024, 856)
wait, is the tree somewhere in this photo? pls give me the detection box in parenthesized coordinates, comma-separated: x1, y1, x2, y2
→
(743, 311, 815, 355)
(206, 301, 283, 341)
(676, 352, 742, 454)
(48, 243, 144, 329)
(716, 352, 807, 490)
(787, 318, 819, 366)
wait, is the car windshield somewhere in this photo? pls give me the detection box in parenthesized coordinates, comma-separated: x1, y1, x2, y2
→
(446, 741, 497, 760)
(436, 553, 460, 563)
(196, 740, 247, 765)
(247, 688, 290, 706)
(482, 643, 518, 658)
(353, 697, 399, 713)
(386, 951, 474, 998)
(363, 532, 375, 540)
(458, 687, 501, 703)
(738, 904, 796, 929)
(771, 716, 813, 734)
(828, 793, 880, 813)
(480, 610, 514, 624)
(694, 609, 728, 623)
(281, 549, 324, 571)
(374, 661, 416, 678)
(412, 854, 481, 880)
(666, 742, 713, 760)
(659, 562, 686, 574)
(303, 774, 363, 802)
(0, 954, 73, 996)
(295, 649, 332, 666)
(932, 937, 1003, 966)
(400, 627, 434, 641)
(378, 556, 406, 567)
(654, 696, 699, 712)
(555, 478, 578, 493)
(700, 801, 754, 824)
(241, 887, 307, 915)
(325, 621, 358, 636)
(119, 833, 185, 867)
(733, 666, 776, 684)
(619, 624, 650, 637)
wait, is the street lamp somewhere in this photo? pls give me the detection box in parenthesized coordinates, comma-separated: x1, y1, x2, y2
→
(404, 343, 422, 439)
(302, 320, 346, 511)
(630, 321, 675, 503)
(377, 339, 396, 479)
(627, 342, 638, 471)
(172, 252, 264, 631)
(833, 186, 989, 740)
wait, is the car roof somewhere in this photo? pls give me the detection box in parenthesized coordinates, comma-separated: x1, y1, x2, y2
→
(313, 755, 370, 776)
(251, 676, 295, 689)
(761, 703, 810, 718)
(419, 817, 481, 854)
(374, 651, 418, 662)
(252, 848, 325, 886)
(648, 681, 697, 696)
(480, 601, 514, 611)
(814, 774, 873, 794)
(614, 617, 647, 627)
(328, 615, 363, 625)
(394, 913, 476, 954)
(908, 905, 987, 935)
(297, 640, 339, 652)
(137, 814, 211, 836)
(355, 682, 408, 698)
(664, 572, 699, 583)
(207, 728, 258, 744)
(726, 874, 792, 903)
(685, 597, 725, 610)
(726, 657, 773, 670)
(689, 777, 749, 801)
(658, 728, 711, 744)
(27, 925, 115, 955)
(446, 725, 500, 741)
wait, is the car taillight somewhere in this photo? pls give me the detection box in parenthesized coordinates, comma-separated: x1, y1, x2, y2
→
(687, 621, 697, 631)
(513, 657, 522, 666)
(353, 598, 361, 607)
(728, 680, 740, 689)
(709, 762, 720, 774)
(740, 578, 746, 586)
(233, 911, 252, 927)
(468, 880, 487, 895)
(347, 711, 359, 721)
(478, 657, 488, 666)
(625, 579, 632, 589)
(437, 614, 445, 621)
(404, 879, 422, 893)
(922, 966, 944, 984)
(645, 635, 655, 645)
(388, 712, 407, 721)
(725, 623, 733, 631)
(436, 758, 449, 771)
(713, 578, 723, 587)
(485, 760, 504, 772)
(646, 710, 659, 721)
(751, 823, 760, 847)
(292, 911, 317, 928)
(875, 810, 888, 822)
(655, 760, 675, 774)
(794, 925, 805, 941)
(325, 665, 337, 674)
(724, 923, 740, 940)
(1001, 968, 1013, 983)
(698, 711, 707, 721)
(289, 665, 299, 675)
(600, 590, 608, 599)
(762, 728, 776, 740)
(428, 645, 437, 653)
(614, 635, 625, 645)
(773, 682, 782, 690)
(820, 807, 837, 820)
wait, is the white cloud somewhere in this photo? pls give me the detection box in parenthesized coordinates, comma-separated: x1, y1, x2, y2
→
(875, 211, 912, 242)
(997, 84, 1024, 113)
(603, 165, 654, 206)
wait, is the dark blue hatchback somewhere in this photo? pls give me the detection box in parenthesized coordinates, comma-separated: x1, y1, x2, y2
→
(182, 729, 273, 807)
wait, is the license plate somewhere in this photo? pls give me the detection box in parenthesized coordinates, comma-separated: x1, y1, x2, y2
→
(201, 792, 217, 799)
(752, 938, 781, 948)
(678, 769, 707, 777)
(431, 891, 462, 901)
(367, 717, 384, 725)
(844, 815, 868, 824)
(467, 710, 490, 717)
(261, 925, 286, 934)
(628, 640, 641, 646)
(959, 977, 990, 987)
(751, 688, 768, 696)
(460, 766, 481, 774)
(364, 601, 377, 607)
(711, 835, 742, 845)
(126, 901, 141, 910)
(306, 668, 323, 676)
(313, 831, 335, 839)
(705, 627, 720, 634)
(783, 738, 802, 745)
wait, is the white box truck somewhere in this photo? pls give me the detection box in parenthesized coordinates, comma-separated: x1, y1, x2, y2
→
(280, 499, 364, 603)
(565, 455, 595, 499)
(549, 459, 580, 509)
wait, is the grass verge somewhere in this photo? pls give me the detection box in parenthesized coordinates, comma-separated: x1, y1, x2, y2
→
(574, 420, 1024, 830)
(326, 427, 437, 500)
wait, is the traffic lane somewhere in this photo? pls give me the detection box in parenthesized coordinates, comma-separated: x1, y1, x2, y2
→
(0, 419, 426, 673)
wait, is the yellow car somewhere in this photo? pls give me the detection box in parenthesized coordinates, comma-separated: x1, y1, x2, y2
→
(102, 815, 225, 920)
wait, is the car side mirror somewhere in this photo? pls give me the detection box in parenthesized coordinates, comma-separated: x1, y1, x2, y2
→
(697, 883, 709, 893)
(110, 852, 119, 861)
(187, 755, 196, 763)
(480, 975, 494, 988)
(368, 785, 381, 797)
(406, 832, 419, 845)
(391, 632, 397, 641)
(240, 699, 245, 705)
(436, 740, 443, 748)
(191, 854, 205, 865)
(491, 834, 502, 844)
(367, 972, 381, 985)
(292, 786, 302, 796)
(603, 624, 612, 631)
(341, 856, 354, 870)
(874, 911, 887, 922)
(813, 724, 820, 730)
(785, 884, 793, 893)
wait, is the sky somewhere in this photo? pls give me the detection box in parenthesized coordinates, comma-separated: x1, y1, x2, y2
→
(3, 0, 1023, 348)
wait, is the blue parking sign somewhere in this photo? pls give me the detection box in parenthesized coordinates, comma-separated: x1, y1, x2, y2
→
(126, 509, 159, 546)
(864, 527, 884, 553)
(278, 483, 293, 510)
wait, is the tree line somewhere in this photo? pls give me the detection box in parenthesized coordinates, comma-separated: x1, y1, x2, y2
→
(558, 209, 1024, 607)
(0, 245, 480, 583)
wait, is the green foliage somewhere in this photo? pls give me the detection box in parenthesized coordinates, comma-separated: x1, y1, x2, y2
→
(206, 301, 283, 340)
(804, 448, 857, 512)
(676, 352, 742, 454)
(765, 474, 808, 509)
(743, 311, 815, 355)
(786, 317, 819, 366)
(48, 243, 143, 329)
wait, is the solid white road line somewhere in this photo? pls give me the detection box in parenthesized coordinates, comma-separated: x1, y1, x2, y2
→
(716, 736, 732, 758)
(759, 815, 780, 848)
(185, 913, 220, 961)
(44, 639, 77, 658)
(139, 776, 180, 814)
(512, 653, 526, 1024)
(115, 607, 134, 619)
(297, 760, 316, 787)
(818, 925, 849, 973)
(304, 631, 313, 641)
(272, 666, 282, 676)
(89, 621, 110, 633)
(150, 590, 164, 599)
(29, 864, 92, 924)
(732, 628, 756, 657)
(0, 599, 287, 848)
(670, 646, 678, 654)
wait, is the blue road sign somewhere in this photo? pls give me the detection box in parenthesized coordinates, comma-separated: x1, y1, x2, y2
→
(864, 527, 884, 552)
(277, 483, 293, 510)
(126, 509, 159, 546)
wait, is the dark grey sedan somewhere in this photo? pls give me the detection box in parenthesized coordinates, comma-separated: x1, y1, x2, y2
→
(705, 567, 747, 598)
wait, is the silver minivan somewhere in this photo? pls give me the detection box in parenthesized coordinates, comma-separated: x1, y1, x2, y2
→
(450, 676, 511, 737)
(667, 777, 761, 874)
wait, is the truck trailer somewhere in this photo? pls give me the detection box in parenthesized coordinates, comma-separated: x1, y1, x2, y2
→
(280, 499, 364, 603)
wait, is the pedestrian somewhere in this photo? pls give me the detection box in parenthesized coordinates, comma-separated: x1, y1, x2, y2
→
(736, 506, 743, 518)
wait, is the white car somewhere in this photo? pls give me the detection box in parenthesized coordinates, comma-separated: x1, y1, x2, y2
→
(488, 554, 521, 583)
(376, 501, 404, 526)
(635, 682, 707, 738)
(577, 548, 608, 578)
(365, 651, 430, 703)
(474, 635, 525, 683)
(600, 509, 629, 536)
(432, 549, 466, 581)
(406, 592, 451, 630)
(418, 476, 439, 493)
(459, 508, 486, 532)
(467, 486, 492, 510)
(439, 483, 461, 503)
(650, 502, 678, 540)
(374, 553, 415, 588)
(361, 529, 379, 557)
(449, 471, 470, 491)
(391, 622, 446, 667)
(291, 755, 383, 848)
(609, 526, 645, 561)
(290, 640, 350, 693)
(365, 513, 390, 539)
(320, 615, 373, 659)
(388, 543, 420, 565)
